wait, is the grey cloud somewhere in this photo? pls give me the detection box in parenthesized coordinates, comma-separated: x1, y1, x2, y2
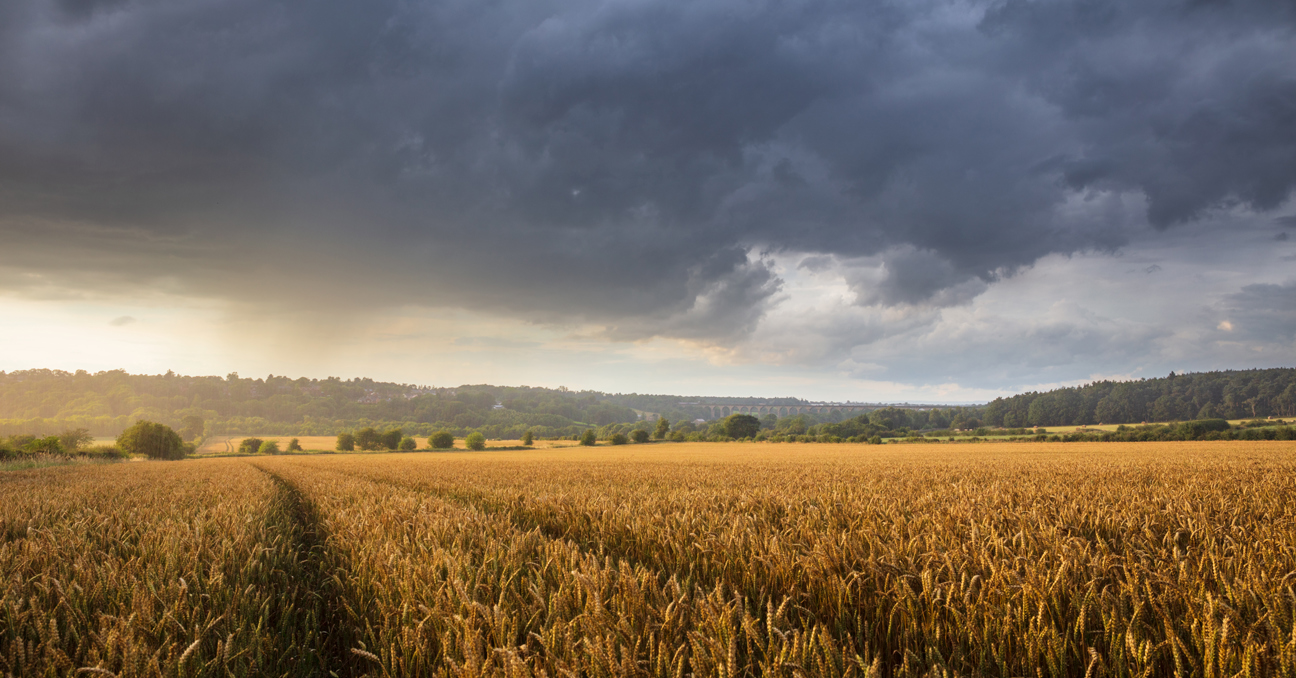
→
(1, 0, 1294, 342)
(603, 250, 782, 343)
(982, 0, 1296, 228)
(108, 315, 135, 326)
(844, 248, 990, 308)
(854, 306, 1174, 388)
(748, 292, 1172, 388)
(1218, 281, 1296, 344)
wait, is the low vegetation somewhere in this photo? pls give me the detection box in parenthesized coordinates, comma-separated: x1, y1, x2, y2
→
(0, 427, 125, 468)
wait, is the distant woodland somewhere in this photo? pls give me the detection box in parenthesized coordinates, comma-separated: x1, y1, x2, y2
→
(982, 368, 1296, 427)
(0, 367, 1292, 441)
(0, 370, 647, 440)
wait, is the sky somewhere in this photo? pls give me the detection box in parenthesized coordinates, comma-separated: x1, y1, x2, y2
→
(1, 0, 1294, 402)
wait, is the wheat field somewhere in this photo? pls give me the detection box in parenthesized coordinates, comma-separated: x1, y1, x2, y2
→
(3, 441, 1295, 677)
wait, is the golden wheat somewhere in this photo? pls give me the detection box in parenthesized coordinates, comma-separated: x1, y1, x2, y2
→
(0, 460, 330, 677)
(4, 441, 1295, 677)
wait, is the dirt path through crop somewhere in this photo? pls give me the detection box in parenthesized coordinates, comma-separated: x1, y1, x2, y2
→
(249, 462, 367, 677)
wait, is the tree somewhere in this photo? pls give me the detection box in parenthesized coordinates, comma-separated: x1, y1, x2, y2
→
(653, 417, 670, 440)
(722, 414, 760, 439)
(336, 433, 355, 451)
(869, 408, 910, 431)
(25, 436, 65, 456)
(58, 427, 92, 451)
(118, 420, 186, 460)
(465, 432, 486, 450)
(399, 436, 417, 451)
(429, 431, 454, 449)
(258, 440, 280, 455)
(609, 433, 628, 445)
(630, 429, 649, 443)
(355, 428, 381, 451)
(179, 415, 205, 441)
(381, 429, 403, 450)
(238, 437, 264, 455)
(580, 429, 596, 446)
(286, 438, 303, 452)
(521, 430, 534, 446)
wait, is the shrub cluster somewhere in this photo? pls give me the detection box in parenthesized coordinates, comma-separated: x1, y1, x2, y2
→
(0, 426, 128, 461)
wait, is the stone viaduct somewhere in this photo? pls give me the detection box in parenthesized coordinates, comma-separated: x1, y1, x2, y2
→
(702, 404, 875, 418)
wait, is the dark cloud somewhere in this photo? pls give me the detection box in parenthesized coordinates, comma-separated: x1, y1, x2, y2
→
(1, 0, 1294, 342)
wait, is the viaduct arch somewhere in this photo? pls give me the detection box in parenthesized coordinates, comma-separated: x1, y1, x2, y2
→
(705, 404, 877, 418)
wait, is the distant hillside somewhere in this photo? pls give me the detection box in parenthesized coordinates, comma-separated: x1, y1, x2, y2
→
(3, 366, 1291, 440)
(0, 370, 850, 440)
(0, 370, 641, 439)
(983, 368, 1296, 427)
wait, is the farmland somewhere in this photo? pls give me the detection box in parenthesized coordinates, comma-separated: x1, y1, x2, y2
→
(3, 442, 1296, 677)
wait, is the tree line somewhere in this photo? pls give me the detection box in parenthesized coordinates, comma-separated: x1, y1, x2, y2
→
(4, 367, 1294, 443)
(982, 368, 1296, 427)
(0, 370, 639, 440)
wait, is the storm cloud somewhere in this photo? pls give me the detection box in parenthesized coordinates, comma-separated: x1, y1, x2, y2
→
(1, 0, 1295, 346)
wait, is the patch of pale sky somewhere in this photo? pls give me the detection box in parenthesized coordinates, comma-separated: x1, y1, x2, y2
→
(3, 211, 1295, 401)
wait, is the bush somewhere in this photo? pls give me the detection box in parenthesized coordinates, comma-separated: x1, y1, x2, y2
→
(58, 427, 93, 451)
(82, 444, 127, 460)
(336, 433, 355, 451)
(381, 429, 403, 450)
(118, 420, 187, 460)
(465, 432, 486, 451)
(399, 437, 417, 451)
(429, 431, 454, 449)
(258, 440, 280, 455)
(630, 429, 649, 443)
(522, 430, 534, 446)
(580, 429, 597, 446)
(723, 414, 761, 439)
(1179, 419, 1231, 438)
(24, 436, 65, 456)
(868, 435, 882, 445)
(238, 437, 265, 455)
(609, 433, 629, 445)
(355, 428, 381, 451)
(286, 438, 303, 452)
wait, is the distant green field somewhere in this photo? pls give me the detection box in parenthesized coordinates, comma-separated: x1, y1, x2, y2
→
(1030, 418, 1292, 434)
